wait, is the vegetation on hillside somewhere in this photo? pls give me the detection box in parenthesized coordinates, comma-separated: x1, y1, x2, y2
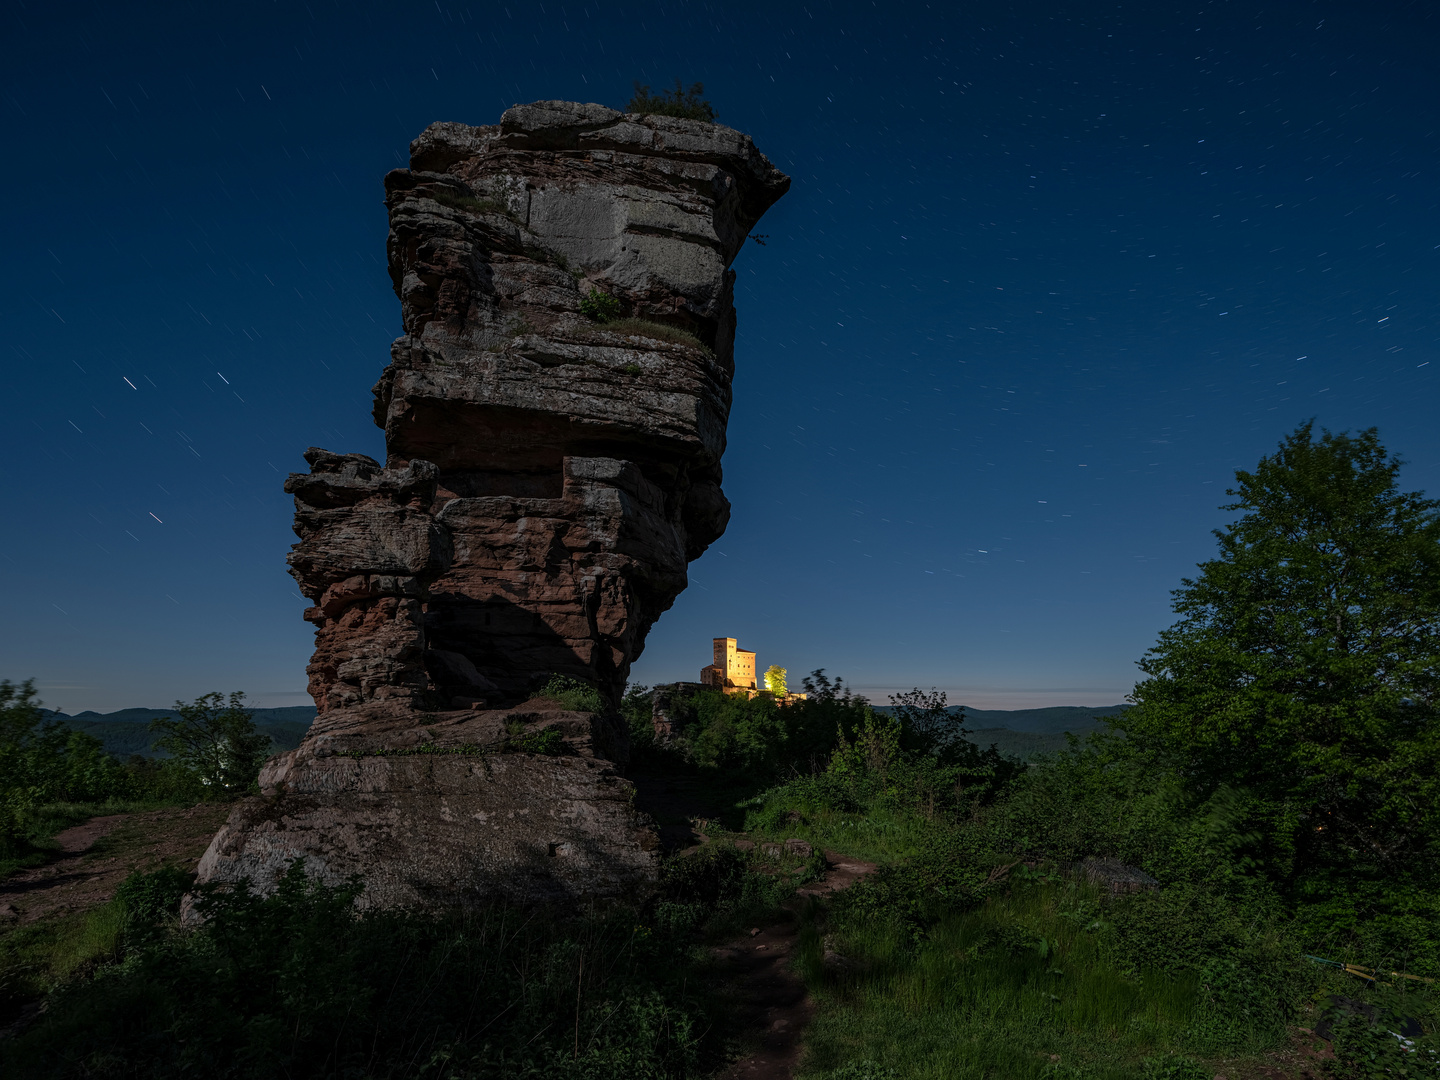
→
(1, 685, 269, 873)
(3, 422, 1438, 1079)
(1118, 423, 1440, 950)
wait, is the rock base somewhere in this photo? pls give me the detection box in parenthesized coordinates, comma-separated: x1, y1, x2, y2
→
(196, 701, 660, 909)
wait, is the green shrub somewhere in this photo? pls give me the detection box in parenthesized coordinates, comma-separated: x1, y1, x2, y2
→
(628, 80, 717, 122)
(537, 673, 605, 713)
(622, 683, 655, 753)
(655, 680, 868, 783)
(113, 864, 193, 943)
(1321, 991, 1440, 1080)
(506, 727, 566, 756)
(8, 862, 721, 1079)
(579, 287, 622, 322)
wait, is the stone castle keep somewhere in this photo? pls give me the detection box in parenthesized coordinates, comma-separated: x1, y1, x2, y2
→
(195, 101, 788, 908)
(701, 636, 757, 691)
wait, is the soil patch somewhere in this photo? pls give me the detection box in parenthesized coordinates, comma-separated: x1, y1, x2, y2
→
(0, 803, 231, 926)
(50, 814, 128, 855)
(717, 849, 877, 1080)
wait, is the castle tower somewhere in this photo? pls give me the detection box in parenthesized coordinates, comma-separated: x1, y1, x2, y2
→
(701, 636, 757, 690)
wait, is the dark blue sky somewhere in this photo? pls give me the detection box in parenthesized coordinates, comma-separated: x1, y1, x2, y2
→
(3, 0, 1436, 712)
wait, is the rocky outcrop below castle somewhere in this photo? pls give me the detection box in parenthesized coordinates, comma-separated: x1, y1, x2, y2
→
(195, 101, 788, 909)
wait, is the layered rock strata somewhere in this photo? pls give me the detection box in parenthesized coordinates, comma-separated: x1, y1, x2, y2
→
(196, 101, 788, 908)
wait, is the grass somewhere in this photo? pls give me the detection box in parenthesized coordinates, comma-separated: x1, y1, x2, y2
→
(536, 673, 605, 712)
(0, 897, 128, 1010)
(795, 878, 1263, 1080)
(594, 317, 710, 354)
(430, 188, 509, 217)
(0, 848, 48, 878)
(1, 799, 191, 878)
(746, 802, 934, 867)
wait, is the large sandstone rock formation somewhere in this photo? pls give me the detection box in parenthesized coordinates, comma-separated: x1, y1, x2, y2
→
(196, 101, 788, 909)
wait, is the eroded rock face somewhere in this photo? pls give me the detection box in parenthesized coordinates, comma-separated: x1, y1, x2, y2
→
(195, 101, 787, 909)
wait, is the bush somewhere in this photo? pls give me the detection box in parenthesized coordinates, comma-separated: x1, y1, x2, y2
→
(1321, 987, 1440, 1080)
(622, 683, 655, 753)
(579, 287, 622, 322)
(8, 862, 722, 1079)
(653, 676, 875, 783)
(537, 673, 605, 713)
(1, 680, 134, 853)
(113, 864, 193, 943)
(627, 80, 717, 122)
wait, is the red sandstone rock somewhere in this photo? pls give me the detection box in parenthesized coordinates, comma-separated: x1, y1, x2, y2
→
(195, 102, 787, 909)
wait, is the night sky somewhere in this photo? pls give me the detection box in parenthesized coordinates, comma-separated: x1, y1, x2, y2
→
(4, 1, 1437, 713)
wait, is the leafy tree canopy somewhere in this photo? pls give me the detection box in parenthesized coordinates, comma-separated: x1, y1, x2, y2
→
(149, 691, 271, 796)
(627, 79, 717, 122)
(2, 679, 126, 848)
(1118, 422, 1440, 887)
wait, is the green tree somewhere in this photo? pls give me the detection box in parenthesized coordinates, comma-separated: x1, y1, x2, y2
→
(627, 79, 717, 122)
(763, 665, 788, 695)
(1119, 423, 1440, 887)
(828, 709, 902, 784)
(0, 679, 46, 850)
(149, 692, 271, 796)
(1, 679, 128, 849)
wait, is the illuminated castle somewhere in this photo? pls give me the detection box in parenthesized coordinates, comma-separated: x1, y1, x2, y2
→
(699, 637, 805, 701)
(700, 637, 757, 691)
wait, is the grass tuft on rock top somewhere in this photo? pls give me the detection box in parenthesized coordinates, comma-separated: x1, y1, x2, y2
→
(537, 673, 605, 713)
(599, 317, 709, 352)
(431, 188, 509, 217)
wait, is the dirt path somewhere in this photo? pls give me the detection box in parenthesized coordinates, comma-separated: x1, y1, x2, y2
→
(0, 803, 231, 926)
(717, 849, 877, 1080)
(50, 814, 129, 854)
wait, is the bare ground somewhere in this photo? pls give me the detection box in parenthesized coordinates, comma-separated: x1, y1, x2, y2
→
(716, 850, 877, 1080)
(0, 803, 231, 926)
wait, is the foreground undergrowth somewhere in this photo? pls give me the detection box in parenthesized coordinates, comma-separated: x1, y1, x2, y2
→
(2, 839, 815, 1080)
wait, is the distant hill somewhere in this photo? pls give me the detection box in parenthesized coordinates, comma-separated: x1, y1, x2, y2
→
(872, 704, 1130, 762)
(41, 701, 1124, 764)
(953, 704, 1128, 735)
(41, 706, 316, 759)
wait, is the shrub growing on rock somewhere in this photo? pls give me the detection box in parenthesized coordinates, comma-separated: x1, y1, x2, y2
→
(627, 80, 717, 122)
(579, 286, 621, 322)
